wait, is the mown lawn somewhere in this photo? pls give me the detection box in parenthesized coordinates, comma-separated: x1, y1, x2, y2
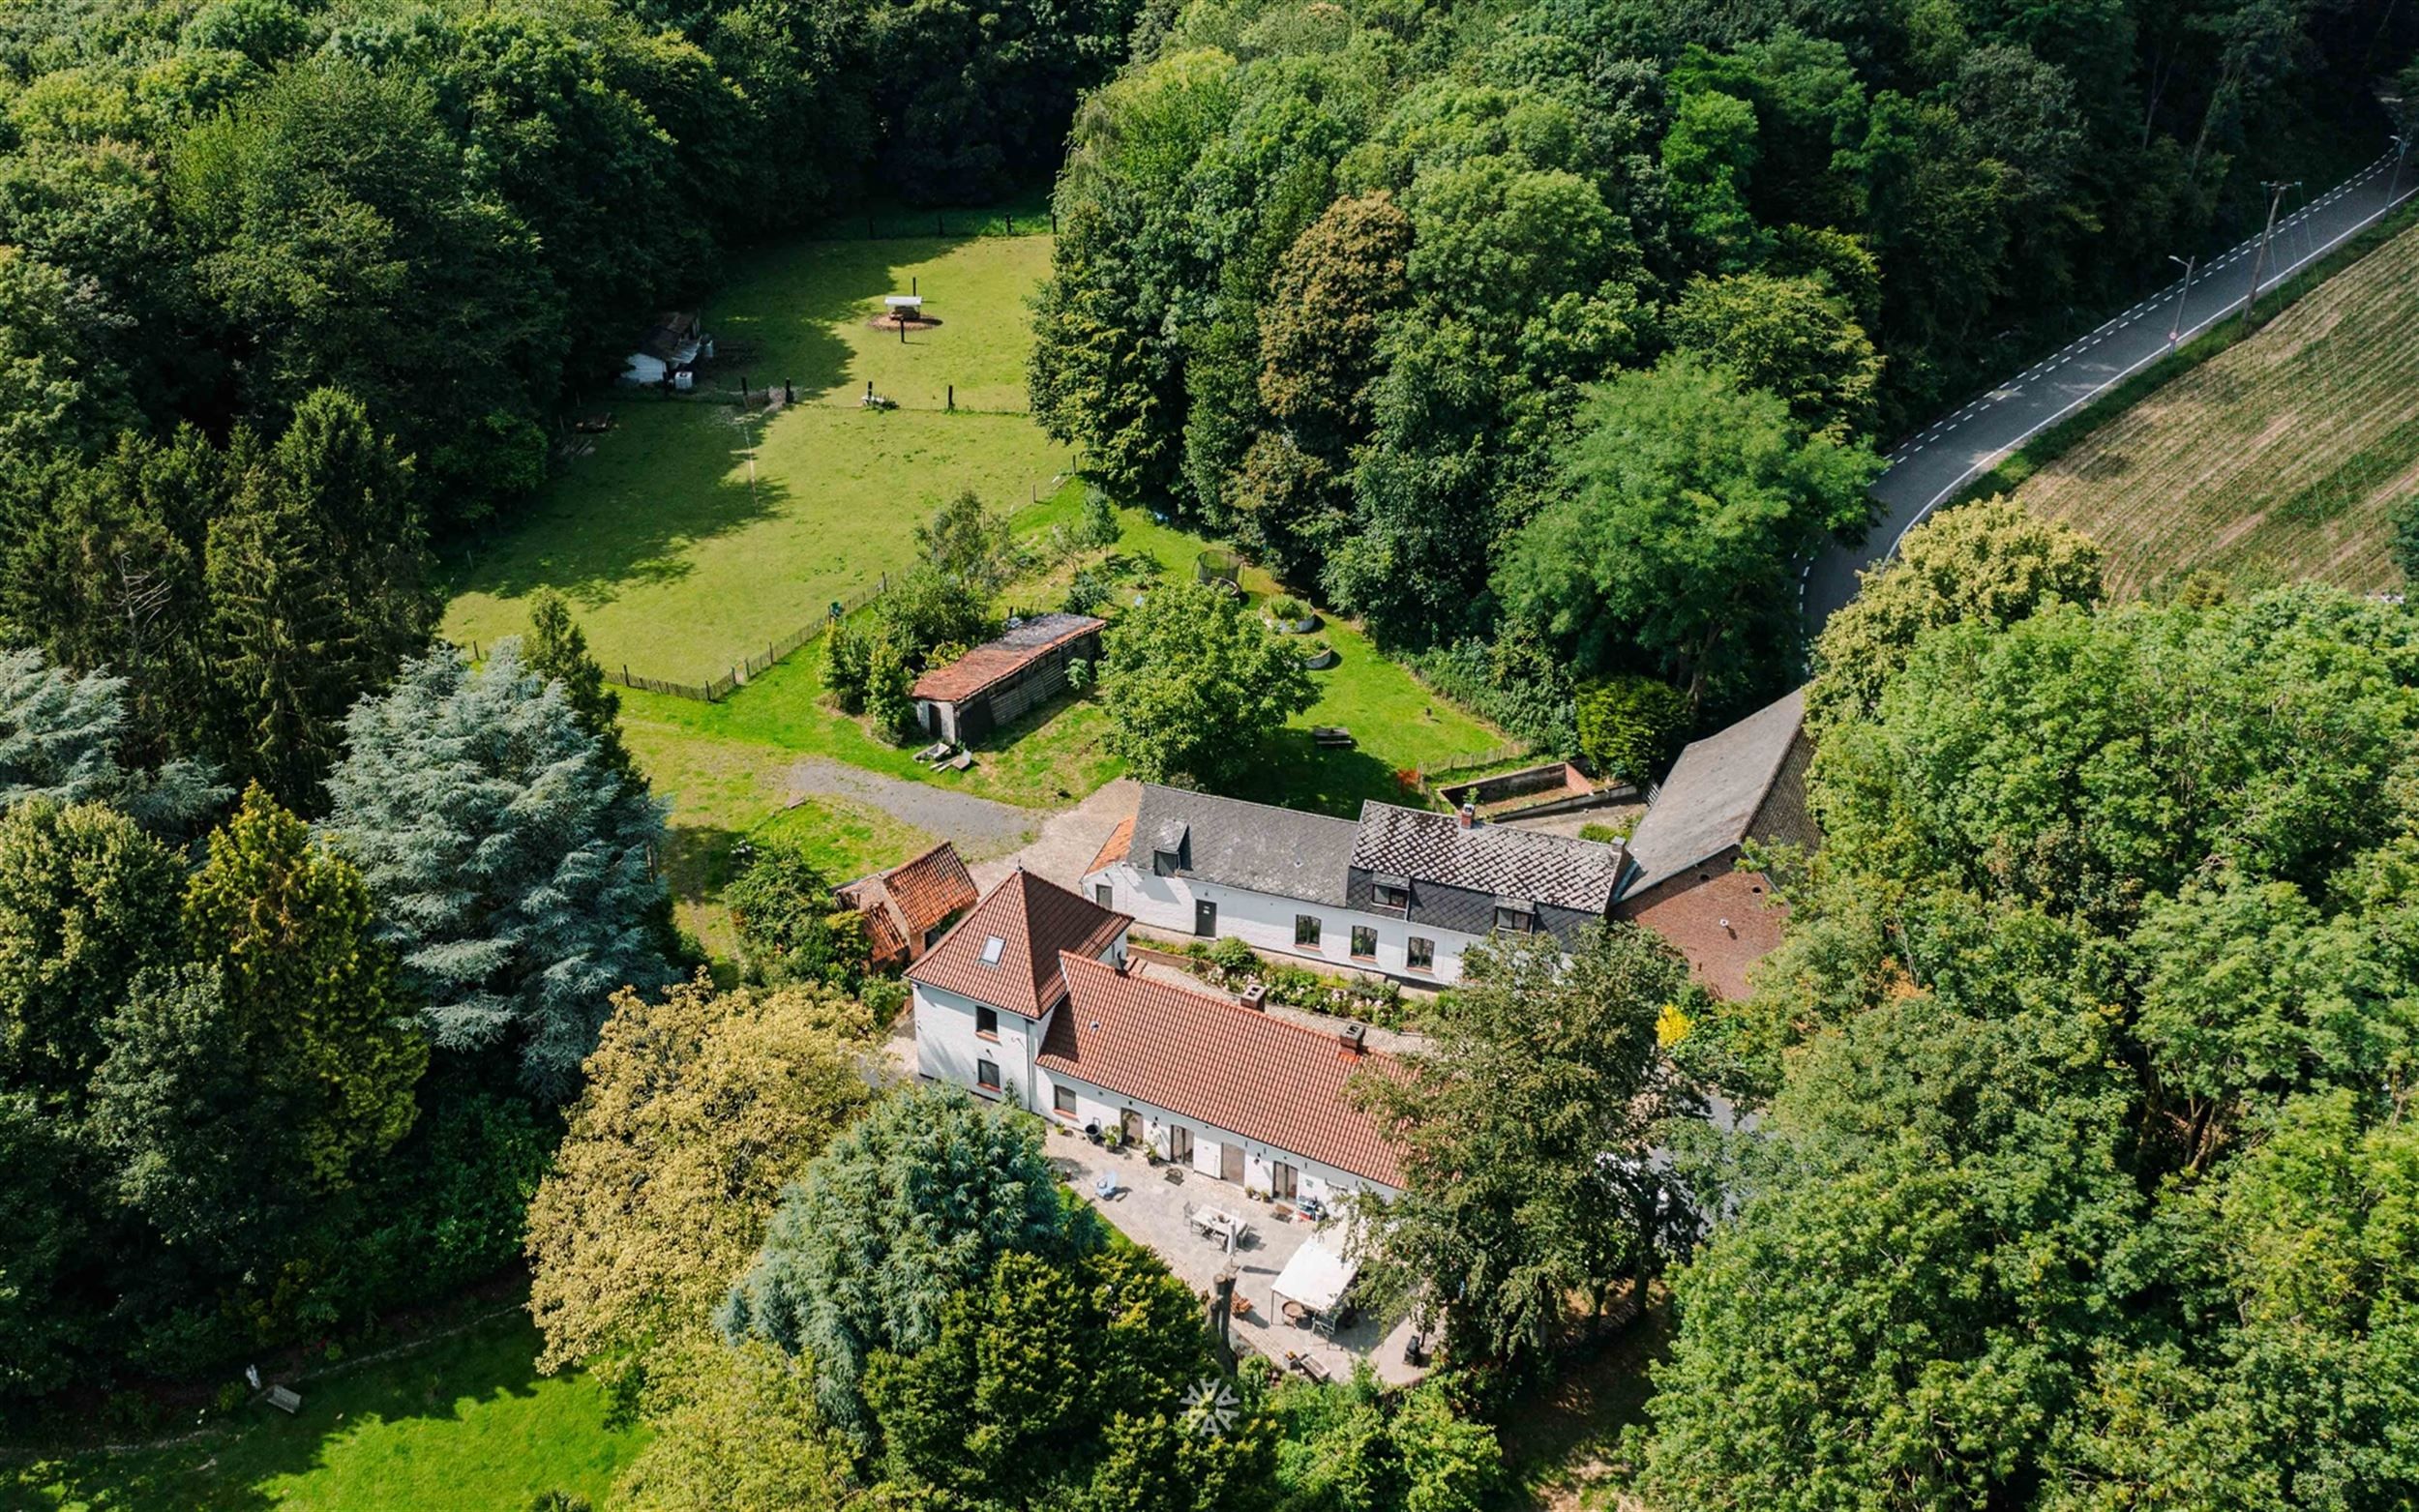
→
(7, 1310, 643, 1512)
(440, 228, 1070, 685)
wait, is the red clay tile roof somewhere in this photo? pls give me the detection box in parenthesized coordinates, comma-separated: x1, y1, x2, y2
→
(881, 843, 978, 938)
(1085, 815, 1136, 878)
(911, 613, 1104, 705)
(1040, 953, 1405, 1189)
(840, 842, 978, 968)
(909, 870, 1130, 1018)
(857, 899, 911, 967)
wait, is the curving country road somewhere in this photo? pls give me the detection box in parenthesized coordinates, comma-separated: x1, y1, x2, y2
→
(1803, 145, 2419, 635)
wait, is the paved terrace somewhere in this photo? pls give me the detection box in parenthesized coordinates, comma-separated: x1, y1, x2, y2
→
(1043, 1121, 1428, 1387)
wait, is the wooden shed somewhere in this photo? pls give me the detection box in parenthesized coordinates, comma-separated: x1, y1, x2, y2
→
(912, 612, 1105, 745)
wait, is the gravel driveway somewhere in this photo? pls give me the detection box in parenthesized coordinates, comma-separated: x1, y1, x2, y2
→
(784, 757, 1038, 859)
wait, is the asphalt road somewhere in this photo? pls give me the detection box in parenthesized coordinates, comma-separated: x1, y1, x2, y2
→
(1802, 146, 2419, 636)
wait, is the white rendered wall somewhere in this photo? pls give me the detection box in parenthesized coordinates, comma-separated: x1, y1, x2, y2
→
(1083, 860, 1481, 985)
(1040, 1068, 1398, 1202)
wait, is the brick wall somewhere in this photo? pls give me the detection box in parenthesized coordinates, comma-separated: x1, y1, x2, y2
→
(1616, 849, 1787, 1000)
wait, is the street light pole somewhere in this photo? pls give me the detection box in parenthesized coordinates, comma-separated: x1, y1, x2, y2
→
(2240, 179, 2299, 331)
(2165, 253, 2197, 350)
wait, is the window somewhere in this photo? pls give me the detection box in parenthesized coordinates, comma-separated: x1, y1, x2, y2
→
(1295, 914, 1323, 948)
(1350, 925, 1377, 960)
(979, 935, 1005, 965)
(975, 1004, 999, 1038)
(1167, 1125, 1193, 1164)
(1094, 883, 1113, 908)
(1494, 905, 1535, 934)
(1153, 848, 1180, 876)
(1270, 1161, 1299, 1201)
(976, 1058, 1000, 1092)
(1373, 883, 1410, 911)
(1054, 1084, 1076, 1115)
(1407, 936, 1435, 972)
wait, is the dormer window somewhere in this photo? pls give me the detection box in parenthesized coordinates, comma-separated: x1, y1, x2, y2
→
(1153, 847, 1180, 877)
(1494, 901, 1536, 934)
(1370, 874, 1411, 912)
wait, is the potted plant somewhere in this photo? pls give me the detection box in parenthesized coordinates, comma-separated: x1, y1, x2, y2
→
(1299, 637, 1338, 669)
(1265, 595, 1319, 634)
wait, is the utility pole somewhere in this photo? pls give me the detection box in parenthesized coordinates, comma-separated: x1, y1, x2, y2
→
(2165, 253, 2197, 350)
(2240, 180, 2299, 331)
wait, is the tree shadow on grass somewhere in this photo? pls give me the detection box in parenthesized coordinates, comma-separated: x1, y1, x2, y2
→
(442, 400, 791, 614)
(1229, 731, 1426, 819)
(14, 1312, 565, 1512)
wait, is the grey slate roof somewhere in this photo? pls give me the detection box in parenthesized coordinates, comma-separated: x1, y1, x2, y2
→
(1351, 802, 1624, 913)
(1121, 786, 1360, 907)
(1621, 687, 1807, 896)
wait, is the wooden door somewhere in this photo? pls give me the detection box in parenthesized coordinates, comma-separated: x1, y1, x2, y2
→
(1220, 1141, 1244, 1183)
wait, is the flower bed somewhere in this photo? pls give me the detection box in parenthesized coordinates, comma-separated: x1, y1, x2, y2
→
(1180, 936, 1408, 1030)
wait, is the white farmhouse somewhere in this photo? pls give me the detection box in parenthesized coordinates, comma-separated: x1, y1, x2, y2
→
(909, 868, 1404, 1203)
(1082, 785, 1627, 985)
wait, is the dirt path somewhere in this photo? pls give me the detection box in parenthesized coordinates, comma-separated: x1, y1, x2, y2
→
(784, 757, 1039, 859)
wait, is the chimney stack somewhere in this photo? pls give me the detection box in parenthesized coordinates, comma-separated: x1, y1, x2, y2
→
(1338, 1022, 1366, 1056)
(1457, 803, 1477, 829)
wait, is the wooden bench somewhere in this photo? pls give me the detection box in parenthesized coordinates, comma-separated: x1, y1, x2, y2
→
(265, 1384, 302, 1414)
(1310, 726, 1355, 749)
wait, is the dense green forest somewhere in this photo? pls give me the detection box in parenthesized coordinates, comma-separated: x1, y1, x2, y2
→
(1633, 509, 2419, 1506)
(1032, 0, 2415, 726)
(0, 0, 1136, 1413)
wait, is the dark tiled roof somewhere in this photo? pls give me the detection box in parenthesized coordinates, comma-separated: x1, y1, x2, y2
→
(1622, 687, 1807, 896)
(1041, 954, 1404, 1188)
(911, 613, 1104, 705)
(1116, 786, 1359, 906)
(909, 870, 1129, 1017)
(1349, 802, 1623, 913)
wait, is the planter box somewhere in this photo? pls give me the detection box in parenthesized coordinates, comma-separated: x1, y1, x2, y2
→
(1299, 646, 1339, 669)
(1269, 612, 1320, 635)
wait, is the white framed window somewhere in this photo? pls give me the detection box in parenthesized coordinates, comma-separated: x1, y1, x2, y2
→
(976, 1058, 1000, 1092)
(1350, 925, 1377, 959)
(1407, 935, 1435, 971)
(1494, 905, 1535, 934)
(1054, 1084, 1076, 1114)
(1295, 914, 1322, 948)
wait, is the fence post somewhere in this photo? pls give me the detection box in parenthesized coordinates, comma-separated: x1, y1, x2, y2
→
(623, 665, 630, 686)
(947, 384, 954, 410)
(1005, 213, 1013, 235)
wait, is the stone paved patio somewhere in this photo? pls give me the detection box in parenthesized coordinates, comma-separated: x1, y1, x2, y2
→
(1041, 1121, 1428, 1387)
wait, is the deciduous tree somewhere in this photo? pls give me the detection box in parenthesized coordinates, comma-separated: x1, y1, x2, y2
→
(1100, 574, 1316, 787)
(527, 972, 872, 1392)
(1351, 926, 1705, 1364)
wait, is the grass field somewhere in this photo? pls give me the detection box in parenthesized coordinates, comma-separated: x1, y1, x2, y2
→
(2012, 220, 2419, 599)
(441, 231, 1070, 684)
(7, 1310, 643, 1511)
